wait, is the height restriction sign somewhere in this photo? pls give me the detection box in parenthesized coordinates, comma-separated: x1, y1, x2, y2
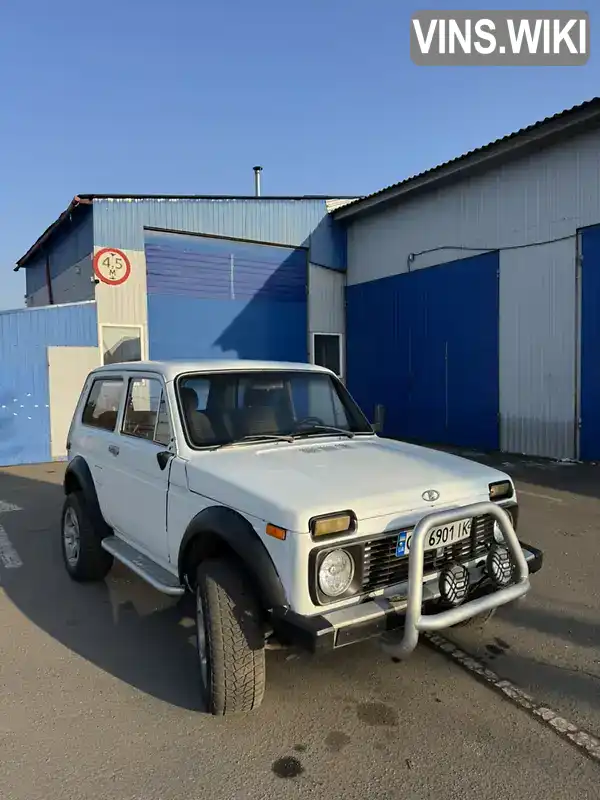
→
(93, 248, 132, 286)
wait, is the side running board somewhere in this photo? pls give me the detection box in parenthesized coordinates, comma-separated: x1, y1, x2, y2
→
(101, 536, 185, 596)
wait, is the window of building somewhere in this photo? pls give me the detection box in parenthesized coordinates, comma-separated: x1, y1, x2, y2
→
(312, 333, 343, 378)
(81, 378, 123, 432)
(122, 377, 172, 445)
(102, 325, 142, 365)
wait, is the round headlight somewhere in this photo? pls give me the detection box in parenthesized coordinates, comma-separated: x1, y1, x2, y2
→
(318, 549, 355, 598)
(493, 508, 514, 543)
(493, 521, 503, 543)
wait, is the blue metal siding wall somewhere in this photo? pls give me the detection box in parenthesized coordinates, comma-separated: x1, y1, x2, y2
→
(0, 302, 98, 467)
(145, 230, 307, 300)
(25, 206, 95, 307)
(346, 253, 500, 450)
(49, 208, 94, 276)
(580, 225, 600, 460)
(145, 230, 308, 362)
(93, 198, 346, 271)
(25, 252, 47, 300)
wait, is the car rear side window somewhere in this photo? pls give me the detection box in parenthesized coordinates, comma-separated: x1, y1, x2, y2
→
(82, 377, 123, 432)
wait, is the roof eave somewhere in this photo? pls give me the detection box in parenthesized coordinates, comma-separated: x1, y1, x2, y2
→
(333, 102, 600, 222)
(14, 194, 358, 270)
(15, 195, 92, 271)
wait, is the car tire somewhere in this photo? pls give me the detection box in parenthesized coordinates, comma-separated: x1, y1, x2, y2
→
(195, 558, 266, 716)
(453, 608, 497, 629)
(61, 492, 113, 582)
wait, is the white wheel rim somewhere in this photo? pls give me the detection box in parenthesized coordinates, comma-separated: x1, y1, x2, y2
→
(196, 587, 209, 689)
(63, 506, 80, 567)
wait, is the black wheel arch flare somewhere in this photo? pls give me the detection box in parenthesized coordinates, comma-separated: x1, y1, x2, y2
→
(63, 456, 112, 539)
(178, 505, 289, 610)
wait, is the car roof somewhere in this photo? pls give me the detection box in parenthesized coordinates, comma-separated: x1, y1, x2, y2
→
(90, 359, 334, 382)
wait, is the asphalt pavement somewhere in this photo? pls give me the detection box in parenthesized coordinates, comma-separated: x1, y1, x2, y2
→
(0, 459, 598, 799)
(443, 448, 600, 735)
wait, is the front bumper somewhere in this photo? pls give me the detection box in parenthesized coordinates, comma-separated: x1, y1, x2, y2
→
(271, 503, 543, 654)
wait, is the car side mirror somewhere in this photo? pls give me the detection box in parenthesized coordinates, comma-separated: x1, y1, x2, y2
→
(372, 404, 385, 434)
(156, 451, 173, 471)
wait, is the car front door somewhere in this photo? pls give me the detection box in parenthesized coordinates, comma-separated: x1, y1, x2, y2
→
(104, 373, 175, 569)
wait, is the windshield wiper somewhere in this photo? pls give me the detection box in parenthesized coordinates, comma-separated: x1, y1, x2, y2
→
(216, 433, 294, 449)
(293, 425, 355, 439)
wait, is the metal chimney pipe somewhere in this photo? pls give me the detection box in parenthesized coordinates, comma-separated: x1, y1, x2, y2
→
(253, 165, 263, 197)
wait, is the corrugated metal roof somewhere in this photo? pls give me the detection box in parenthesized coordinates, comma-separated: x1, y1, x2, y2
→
(334, 97, 600, 221)
(78, 194, 354, 201)
(325, 198, 360, 212)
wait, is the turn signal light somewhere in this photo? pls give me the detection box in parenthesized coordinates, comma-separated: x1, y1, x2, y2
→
(489, 480, 513, 501)
(310, 512, 355, 538)
(266, 523, 287, 541)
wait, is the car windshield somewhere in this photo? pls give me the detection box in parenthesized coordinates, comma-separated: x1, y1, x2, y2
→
(177, 369, 374, 448)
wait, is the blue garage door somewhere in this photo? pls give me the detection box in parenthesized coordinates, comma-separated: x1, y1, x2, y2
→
(580, 225, 600, 460)
(145, 230, 308, 362)
(346, 252, 500, 451)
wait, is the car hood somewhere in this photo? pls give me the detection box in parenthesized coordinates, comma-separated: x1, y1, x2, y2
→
(184, 435, 510, 533)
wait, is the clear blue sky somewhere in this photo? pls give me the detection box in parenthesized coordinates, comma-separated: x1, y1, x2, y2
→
(0, 0, 597, 309)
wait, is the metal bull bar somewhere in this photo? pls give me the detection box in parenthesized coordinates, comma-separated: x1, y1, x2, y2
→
(383, 501, 530, 660)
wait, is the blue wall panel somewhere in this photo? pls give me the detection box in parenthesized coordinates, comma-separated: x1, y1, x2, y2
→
(580, 225, 600, 460)
(146, 230, 308, 363)
(24, 252, 47, 297)
(148, 295, 307, 362)
(24, 205, 95, 307)
(346, 253, 500, 451)
(94, 197, 346, 270)
(145, 230, 307, 301)
(0, 302, 98, 467)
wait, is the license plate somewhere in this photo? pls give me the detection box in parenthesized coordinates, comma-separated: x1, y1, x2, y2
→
(395, 518, 473, 558)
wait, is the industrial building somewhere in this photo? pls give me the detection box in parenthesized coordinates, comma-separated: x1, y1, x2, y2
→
(3, 97, 600, 467)
(2, 192, 353, 467)
(336, 97, 600, 463)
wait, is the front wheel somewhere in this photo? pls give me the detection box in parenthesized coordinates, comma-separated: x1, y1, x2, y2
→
(195, 558, 266, 716)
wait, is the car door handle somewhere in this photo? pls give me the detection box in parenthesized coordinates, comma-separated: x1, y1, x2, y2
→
(108, 444, 120, 456)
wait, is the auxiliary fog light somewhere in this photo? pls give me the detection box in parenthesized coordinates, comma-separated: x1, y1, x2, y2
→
(438, 562, 470, 607)
(318, 549, 355, 598)
(487, 544, 514, 588)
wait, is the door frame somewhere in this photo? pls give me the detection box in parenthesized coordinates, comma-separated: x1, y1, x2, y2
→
(99, 323, 146, 365)
(309, 331, 345, 382)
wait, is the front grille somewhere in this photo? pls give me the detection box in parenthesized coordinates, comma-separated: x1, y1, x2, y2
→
(362, 514, 494, 593)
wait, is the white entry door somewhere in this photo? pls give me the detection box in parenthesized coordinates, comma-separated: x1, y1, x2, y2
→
(48, 346, 101, 459)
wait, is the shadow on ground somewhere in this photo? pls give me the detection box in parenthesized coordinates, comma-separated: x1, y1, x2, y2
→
(496, 602, 600, 652)
(1, 460, 599, 728)
(445, 601, 600, 730)
(0, 466, 212, 711)
(0, 465, 389, 715)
